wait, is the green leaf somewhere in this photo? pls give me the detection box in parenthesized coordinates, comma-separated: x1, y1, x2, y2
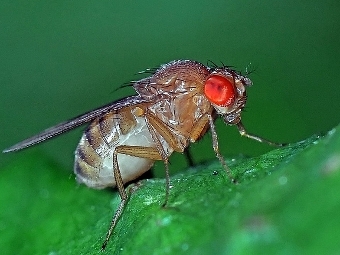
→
(1, 124, 340, 255)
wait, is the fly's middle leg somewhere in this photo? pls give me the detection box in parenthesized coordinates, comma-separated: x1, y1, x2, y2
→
(144, 113, 181, 207)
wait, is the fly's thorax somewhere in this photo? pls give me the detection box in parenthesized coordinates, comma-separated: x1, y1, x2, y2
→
(74, 105, 160, 189)
(133, 61, 214, 151)
(144, 89, 212, 153)
(133, 60, 210, 100)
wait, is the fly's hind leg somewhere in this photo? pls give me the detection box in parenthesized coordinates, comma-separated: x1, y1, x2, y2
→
(236, 122, 285, 147)
(101, 145, 163, 250)
(101, 148, 127, 250)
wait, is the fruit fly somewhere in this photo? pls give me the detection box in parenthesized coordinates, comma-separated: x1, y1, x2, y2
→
(3, 60, 281, 249)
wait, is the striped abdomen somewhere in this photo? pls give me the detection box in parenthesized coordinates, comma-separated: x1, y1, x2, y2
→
(74, 105, 156, 189)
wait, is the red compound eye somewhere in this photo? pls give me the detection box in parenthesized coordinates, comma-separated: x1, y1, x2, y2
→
(204, 75, 235, 106)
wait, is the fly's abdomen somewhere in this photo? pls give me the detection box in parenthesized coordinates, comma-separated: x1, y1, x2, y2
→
(74, 107, 157, 189)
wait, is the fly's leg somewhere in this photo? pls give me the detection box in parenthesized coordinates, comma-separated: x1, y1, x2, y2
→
(144, 117, 171, 206)
(185, 114, 210, 166)
(101, 145, 163, 250)
(188, 114, 209, 143)
(236, 122, 285, 147)
(207, 114, 235, 182)
(101, 148, 127, 250)
(144, 112, 188, 207)
(184, 148, 194, 167)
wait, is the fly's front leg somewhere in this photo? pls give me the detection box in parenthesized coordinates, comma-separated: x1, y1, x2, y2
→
(101, 145, 163, 250)
(236, 122, 285, 147)
(189, 114, 209, 143)
(207, 114, 235, 182)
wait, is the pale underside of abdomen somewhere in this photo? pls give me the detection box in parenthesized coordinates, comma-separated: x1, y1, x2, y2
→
(74, 108, 161, 189)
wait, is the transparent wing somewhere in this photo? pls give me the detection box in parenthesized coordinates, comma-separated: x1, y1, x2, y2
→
(3, 95, 147, 152)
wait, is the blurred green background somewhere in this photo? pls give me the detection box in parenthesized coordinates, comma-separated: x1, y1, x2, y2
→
(1, 1, 339, 170)
(1, 1, 340, 254)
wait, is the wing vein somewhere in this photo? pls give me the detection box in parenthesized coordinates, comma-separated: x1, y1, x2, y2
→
(3, 95, 146, 152)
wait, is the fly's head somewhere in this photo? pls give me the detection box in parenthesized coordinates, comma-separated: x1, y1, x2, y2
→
(203, 67, 252, 125)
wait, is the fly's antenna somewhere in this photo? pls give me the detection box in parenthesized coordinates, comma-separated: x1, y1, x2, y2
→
(245, 62, 257, 76)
